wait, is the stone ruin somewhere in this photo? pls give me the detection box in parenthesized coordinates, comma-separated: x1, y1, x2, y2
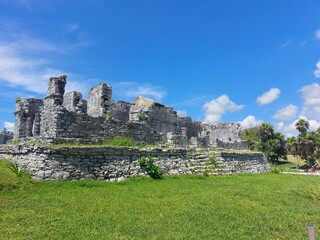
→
(12, 75, 247, 150)
(0, 130, 13, 144)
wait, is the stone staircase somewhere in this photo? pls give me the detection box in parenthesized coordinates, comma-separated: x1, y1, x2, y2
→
(187, 151, 225, 176)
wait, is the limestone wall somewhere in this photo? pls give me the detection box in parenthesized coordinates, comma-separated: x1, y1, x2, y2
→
(177, 117, 201, 138)
(109, 100, 131, 121)
(0, 145, 13, 160)
(130, 98, 178, 141)
(63, 91, 87, 114)
(87, 83, 112, 117)
(14, 98, 44, 138)
(8, 145, 270, 180)
(40, 106, 161, 144)
(200, 122, 242, 143)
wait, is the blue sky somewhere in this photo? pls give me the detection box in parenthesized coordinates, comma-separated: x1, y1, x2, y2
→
(0, 0, 320, 137)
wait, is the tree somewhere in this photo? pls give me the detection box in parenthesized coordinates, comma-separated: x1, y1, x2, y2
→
(285, 137, 300, 169)
(259, 123, 274, 141)
(295, 119, 309, 135)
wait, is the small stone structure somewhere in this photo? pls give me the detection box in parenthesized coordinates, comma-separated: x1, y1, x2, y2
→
(12, 75, 248, 149)
(0, 145, 270, 180)
(0, 130, 13, 144)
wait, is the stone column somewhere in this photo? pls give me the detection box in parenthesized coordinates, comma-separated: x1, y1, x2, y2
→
(181, 127, 187, 137)
(45, 75, 67, 106)
(26, 117, 34, 137)
(33, 113, 41, 136)
(87, 83, 112, 117)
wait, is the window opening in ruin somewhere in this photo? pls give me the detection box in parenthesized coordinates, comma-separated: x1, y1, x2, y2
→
(229, 138, 231, 141)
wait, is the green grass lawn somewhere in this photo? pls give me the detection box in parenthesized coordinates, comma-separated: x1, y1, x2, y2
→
(1, 160, 320, 240)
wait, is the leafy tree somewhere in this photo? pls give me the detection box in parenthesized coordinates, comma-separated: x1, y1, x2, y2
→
(285, 137, 300, 169)
(295, 119, 309, 135)
(241, 123, 287, 163)
(239, 126, 260, 142)
(259, 123, 274, 141)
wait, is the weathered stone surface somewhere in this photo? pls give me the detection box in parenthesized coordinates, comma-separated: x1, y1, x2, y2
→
(87, 83, 112, 117)
(14, 98, 44, 138)
(13, 75, 249, 150)
(63, 91, 87, 114)
(0, 131, 13, 144)
(5, 145, 270, 180)
(130, 96, 178, 141)
(47, 75, 67, 97)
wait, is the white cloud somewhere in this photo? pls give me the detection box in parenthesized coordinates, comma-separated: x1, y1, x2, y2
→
(275, 116, 320, 138)
(0, 27, 92, 94)
(239, 115, 263, 129)
(314, 60, 320, 78)
(113, 82, 166, 101)
(203, 95, 244, 123)
(280, 39, 292, 48)
(275, 121, 298, 138)
(300, 83, 320, 120)
(273, 104, 298, 121)
(176, 110, 187, 117)
(256, 88, 281, 105)
(4, 122, 14, 131)
(315, 29, 320, 40)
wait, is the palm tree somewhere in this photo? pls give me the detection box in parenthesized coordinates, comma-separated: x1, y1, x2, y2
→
(295, 119, 309, 135)
(286, 137, 300, 169)
(297, 132, 316, 167)
(259, 123, 274, 141)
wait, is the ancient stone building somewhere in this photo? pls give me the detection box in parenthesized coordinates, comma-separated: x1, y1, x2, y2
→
(13, 75, 247, 149)
(0, 130, 13, 144)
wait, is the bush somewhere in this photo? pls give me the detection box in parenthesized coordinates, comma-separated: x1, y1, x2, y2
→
(271, 166, 283, 174)
(107, 112, 113, 121)
(209, 154, 217, 168)
(138, 112, 149, 122)
(139, 156, 163, 179)
(8, 162, 28, 177)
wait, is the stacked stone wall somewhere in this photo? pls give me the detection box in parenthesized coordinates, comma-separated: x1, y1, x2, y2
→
(0, 145, 13, 160)
(215, 139, 248, 150)
(41, 107, 161, 144)
(8, 145, 270, 180)
(109, 100, 131, 121)
(177, 117, 201, 138)
(200, 122, 243, 145)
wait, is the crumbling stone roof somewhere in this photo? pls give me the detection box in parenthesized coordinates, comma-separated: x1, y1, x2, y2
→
(133, 96, 164, 108)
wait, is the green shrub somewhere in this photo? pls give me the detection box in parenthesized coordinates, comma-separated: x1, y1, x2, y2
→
(8, 162, 28, 177)
(107, 112, 113, 121)
(103, 136, 135, 147)
(12, 138, 20, 144)
(138, 112, 149, 122)
(271, 166, 283, 174)
(209, 154, 217, 168)
(139, 156, 163, 179)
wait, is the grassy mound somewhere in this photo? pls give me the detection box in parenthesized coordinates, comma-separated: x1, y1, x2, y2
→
(0, 160, 319, 239)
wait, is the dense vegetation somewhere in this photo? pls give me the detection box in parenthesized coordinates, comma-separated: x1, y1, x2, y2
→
(240, 123, 287, 163)
(1, 160, 320, 239)
(240, 119, 320, 169)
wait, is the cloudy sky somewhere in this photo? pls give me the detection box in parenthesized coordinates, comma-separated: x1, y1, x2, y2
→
(0, 0, 319, 137)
